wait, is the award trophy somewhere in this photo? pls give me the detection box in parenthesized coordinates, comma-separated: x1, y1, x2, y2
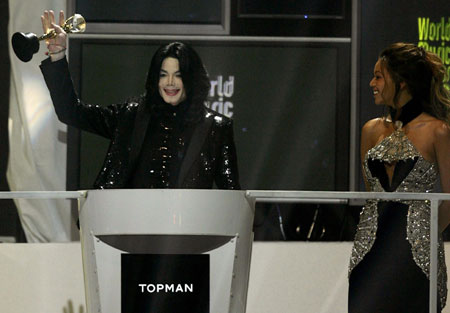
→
(11, 14, 86, 62)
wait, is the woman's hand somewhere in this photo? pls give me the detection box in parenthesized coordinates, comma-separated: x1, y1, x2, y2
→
(41, 10, 67, 61)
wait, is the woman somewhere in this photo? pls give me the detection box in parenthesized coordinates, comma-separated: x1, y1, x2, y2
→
(39, 10, 240, 190)
(348, 42, 450, 312)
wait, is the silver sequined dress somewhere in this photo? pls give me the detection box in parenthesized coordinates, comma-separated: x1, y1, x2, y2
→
(349, 123, 447, 311)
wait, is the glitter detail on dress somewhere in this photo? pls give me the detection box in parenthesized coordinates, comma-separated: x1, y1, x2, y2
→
(349, 126, 447, 308)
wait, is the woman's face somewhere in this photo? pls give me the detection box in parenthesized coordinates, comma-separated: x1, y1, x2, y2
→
(369, 59, 396, 107)
(158, 57, 186, 106)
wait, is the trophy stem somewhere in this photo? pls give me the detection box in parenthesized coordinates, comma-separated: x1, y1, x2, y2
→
(38, 30, 57, 41)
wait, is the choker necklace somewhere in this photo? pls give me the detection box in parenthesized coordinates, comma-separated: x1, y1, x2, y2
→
(389, 98, 423, 128)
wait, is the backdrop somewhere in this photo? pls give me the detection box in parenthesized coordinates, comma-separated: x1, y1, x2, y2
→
(7, 1, 73, 242)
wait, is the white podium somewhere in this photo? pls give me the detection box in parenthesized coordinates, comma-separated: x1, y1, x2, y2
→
(79, 189, 254, 313)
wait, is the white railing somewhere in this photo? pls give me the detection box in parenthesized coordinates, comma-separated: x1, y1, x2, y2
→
(0, 191, 86, 199)
(1, 190, 449, 313)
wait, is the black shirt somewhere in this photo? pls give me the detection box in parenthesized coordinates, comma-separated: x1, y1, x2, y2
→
(129, 101, 195, 188)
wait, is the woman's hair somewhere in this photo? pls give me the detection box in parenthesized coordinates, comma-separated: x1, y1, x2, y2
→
(144, 41, 211, 122)
(379, 42, 450, 122)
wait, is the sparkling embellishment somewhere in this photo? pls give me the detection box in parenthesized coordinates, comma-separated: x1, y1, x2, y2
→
(368, 122, 420, 163)
(349, 127, 447, 308)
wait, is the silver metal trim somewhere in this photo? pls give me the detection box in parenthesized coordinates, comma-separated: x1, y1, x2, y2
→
(0, 191, 86, 199)
(253, 198, 348, 204)
(245, 190, 450, 201)
(349, 0, 359, 191)
(430, 199, 439, 313)
(69, 34, 351, 43)
(81, 23, 229, 36)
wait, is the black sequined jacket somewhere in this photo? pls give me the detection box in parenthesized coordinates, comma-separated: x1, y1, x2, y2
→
(40, 57, 240, 189)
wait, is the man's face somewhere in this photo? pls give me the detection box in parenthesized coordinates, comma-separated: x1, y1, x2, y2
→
(158, 57, 187, 106)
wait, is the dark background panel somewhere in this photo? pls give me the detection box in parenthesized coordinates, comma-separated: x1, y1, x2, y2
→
(76, 0, 222, 24)
(72, 0, 352, 37)
(253, 202, 358, 241)
(231, 0, 351, 37)
(71, 41, 349, 192)
(239, 0, 344, 17)
(198, 44, 340, 191)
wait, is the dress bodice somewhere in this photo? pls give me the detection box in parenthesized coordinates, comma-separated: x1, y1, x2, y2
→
(349, 125, 447, 307)
(364, 125, 438, 193)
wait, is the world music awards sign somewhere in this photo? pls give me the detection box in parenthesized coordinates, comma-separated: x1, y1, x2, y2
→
(417, 16, 450, 88)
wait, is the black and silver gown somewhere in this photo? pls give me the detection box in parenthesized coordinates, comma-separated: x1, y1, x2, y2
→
(348, 117, 447, 312)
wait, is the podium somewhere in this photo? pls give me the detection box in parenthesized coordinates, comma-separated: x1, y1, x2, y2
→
(78, 189, 254, 313)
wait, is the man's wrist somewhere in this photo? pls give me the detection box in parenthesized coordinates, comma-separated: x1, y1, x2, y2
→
(48, 48, 66, 62)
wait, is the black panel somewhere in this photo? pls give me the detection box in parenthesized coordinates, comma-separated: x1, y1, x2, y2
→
(76, 0, 222, 24)
(239, 0, 344, 18)
(231, 0, 351, 37)
(71, 0, 351, 37)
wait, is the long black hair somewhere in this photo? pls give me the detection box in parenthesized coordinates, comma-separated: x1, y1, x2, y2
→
(144, 42, 211, 123)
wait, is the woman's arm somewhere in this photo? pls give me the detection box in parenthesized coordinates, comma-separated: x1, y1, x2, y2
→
(360, 118, 379, 191)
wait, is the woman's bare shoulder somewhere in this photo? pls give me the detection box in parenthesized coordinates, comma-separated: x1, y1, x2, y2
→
(362, 117, 388, 137)
(416, 113, 450, 138)
(431, 118, 450, 141)
(360, 117, 389, 152)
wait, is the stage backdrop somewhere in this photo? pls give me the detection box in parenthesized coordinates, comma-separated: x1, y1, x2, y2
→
(68, 40, 350, 193)
(7, 1, 74, 242)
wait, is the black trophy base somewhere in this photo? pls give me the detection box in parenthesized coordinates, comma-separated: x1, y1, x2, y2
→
(12, 32, 40, 63)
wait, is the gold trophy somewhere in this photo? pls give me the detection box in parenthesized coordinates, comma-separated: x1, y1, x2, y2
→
(12, 14, 86, 62)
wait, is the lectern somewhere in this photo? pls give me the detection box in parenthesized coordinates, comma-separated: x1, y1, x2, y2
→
(79, 189, 254, 313)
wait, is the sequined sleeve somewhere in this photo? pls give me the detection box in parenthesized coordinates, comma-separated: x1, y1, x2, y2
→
(40, 57, 126, 139)
(214, 118, 241, 190)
